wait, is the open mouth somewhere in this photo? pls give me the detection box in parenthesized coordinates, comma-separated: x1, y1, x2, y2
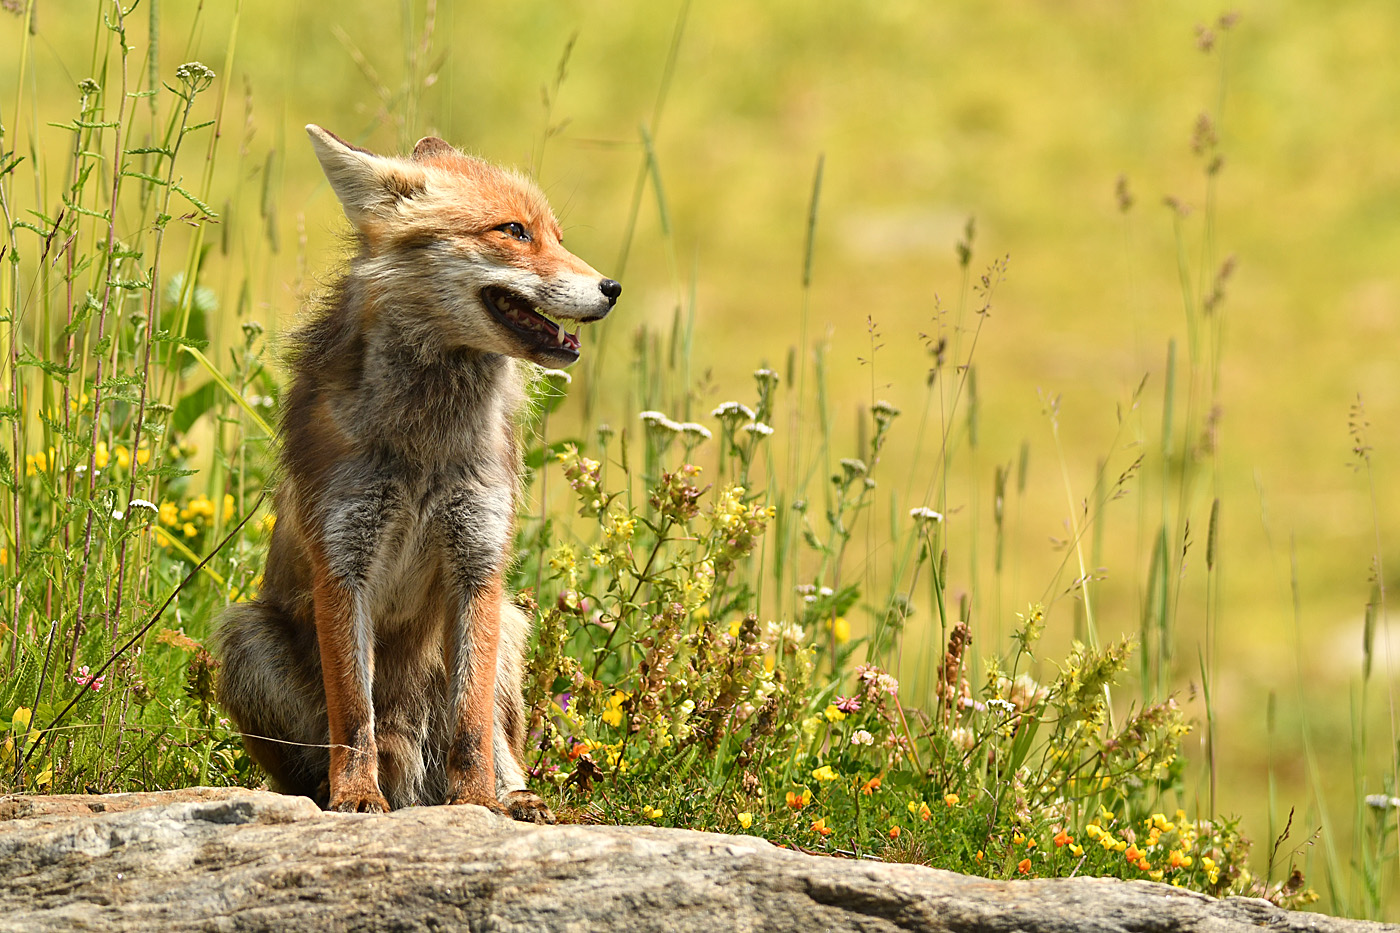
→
(481, 286, 581, 354)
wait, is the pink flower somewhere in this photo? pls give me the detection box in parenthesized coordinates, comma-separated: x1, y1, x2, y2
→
(834, 695, 862, 714)
(70, 665, 105, 692)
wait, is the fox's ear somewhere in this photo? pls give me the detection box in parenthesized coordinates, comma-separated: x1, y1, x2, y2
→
(306, 124, 425, 228)
(412, 136, 456, 161)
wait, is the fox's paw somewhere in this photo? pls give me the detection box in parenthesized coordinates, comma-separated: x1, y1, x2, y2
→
(504, 790, 556, 825)
(328, 786, 390, 813)
(447, 790, 509, 815)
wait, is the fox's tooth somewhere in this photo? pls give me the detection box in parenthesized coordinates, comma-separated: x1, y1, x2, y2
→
(496, 297, 510, 312)
(557, 327, 566, 345)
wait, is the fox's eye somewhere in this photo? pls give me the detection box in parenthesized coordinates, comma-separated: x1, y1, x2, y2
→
(495, 222, 531, 242)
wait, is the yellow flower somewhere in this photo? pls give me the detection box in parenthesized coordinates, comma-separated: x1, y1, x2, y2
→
(601, 708, 623, 727)
(135, 446, 151, 466)
(737, 812, 753, 830)
(786, 788, 812, 810)
(974, 849, 984, 862)
(94, 442, 109, 469)
(261, 513, 277, 534)
(823, 704, 846, 723)
(159, 501, 180, 527)
(829, 615, 850, 643)
(115, 446, 131, 470)
(1069, 843, 1084, 857)
(943, 793, 959, 807)
(182, 522, 197, 538)
(642, 805, 663, 820)
(223, 494, 235, 523)
(809, 817, 832, 837)
(729, 618, 742, 638)
(811, 765, 838, 782)
(0, 547, 6, 567)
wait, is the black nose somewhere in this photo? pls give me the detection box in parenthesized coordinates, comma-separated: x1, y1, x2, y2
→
(599, 278, 622, 303)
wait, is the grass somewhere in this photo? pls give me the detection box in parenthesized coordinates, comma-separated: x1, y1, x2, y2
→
(1, 0, 1398, 919)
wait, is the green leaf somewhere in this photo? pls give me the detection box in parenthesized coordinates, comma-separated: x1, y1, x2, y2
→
(173, 380, 218, 436)
(181, 346, 275, 436)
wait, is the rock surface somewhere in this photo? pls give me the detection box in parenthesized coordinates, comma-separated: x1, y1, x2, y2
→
(0, 787, 1391, 932)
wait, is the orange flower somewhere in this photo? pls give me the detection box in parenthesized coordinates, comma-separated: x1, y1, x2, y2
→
(568, 742, 587, 761)
(810, 817, 833, 837)
(786, 788, 812, 810)
(888, 825, 901, 840)
(1017, 858, 1031, 875)
(1053, 830, 1073, 848)
(861, 776, 882, 796)
(1136, 857, 1152, 871)
(1124, 844, 1143, 863)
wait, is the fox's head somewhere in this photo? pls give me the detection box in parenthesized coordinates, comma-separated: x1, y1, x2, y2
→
(307, 124, 620, 367)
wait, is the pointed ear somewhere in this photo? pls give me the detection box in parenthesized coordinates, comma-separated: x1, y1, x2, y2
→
(412, 136, 456, 161)
(306, 124, 425, 227)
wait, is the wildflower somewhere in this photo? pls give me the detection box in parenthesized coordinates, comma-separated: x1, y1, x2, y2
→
(834, 695, 861, 714)
(1017, 859, 1031, 875)
(949, 727, 975, 751)
(823, 705, 846, 723)
(811, 765, 838, 783)
(810, 817, 832, 837)
(1136, 857, 1151, 871)
(909, 506, 943, 525)
(94, 441, 110, 469)
(639, 410, 683, 434)
(1054, 830, 1073, 848)
(182, 522, 198, 538)
(1069, 844, 1084, 857)
(785, 788, 812, 810)
(939, 793, 957, 808)
(0, 547, 6, 567)
(113, 445, 131, 470)
(1085, 824, 1104, 840)
(642, 805, 663, 820)
(712, 401, 756, 421)
(159, 501, 180, 526)
(738, 812, 753, 830)
(1013, 831, 1026, 846)
(223, 494, 236, 523)
(742, 422, 774, 437)
(871, 400, 900, 423)
(850, 729, 874, 747)
(1168, 850, 1192, 869)
(975, 850, 984, 862)
(860, 776, 881, 795)
(828, 615, 850, 643)
(679, 422, 712, 442)
(601, 691, 628, 727)
(128, 498, 158, 516)
(753, 367, 779, 386)
(1125, 845, 1143, 863)
(1099, 834, 1118, 851)
(838, 458, 868, 481)
(135, 447, 151, 466)
(70, 665, 105, 692)
(888, 825, 901, 840)
(911, 801, 932, 822)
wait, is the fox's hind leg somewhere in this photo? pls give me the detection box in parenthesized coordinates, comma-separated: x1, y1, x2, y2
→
(213, 601, 330, 803)
(493, 600, 555, 824)
(370, 627, 439, 809)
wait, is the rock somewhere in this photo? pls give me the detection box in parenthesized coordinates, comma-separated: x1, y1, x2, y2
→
(0, 788, 1390, 932)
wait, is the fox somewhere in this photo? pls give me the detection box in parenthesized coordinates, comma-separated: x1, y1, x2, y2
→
(214, 125, 619, 818)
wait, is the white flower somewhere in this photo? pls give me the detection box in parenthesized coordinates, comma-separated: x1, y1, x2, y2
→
(987, 698, 1016, 716)
(128, 498, 159, 514)
(743, 422, 774, 437)
(111, 509, 124, 520)
(850, 729, 874, 746)
(909, 506, 944, 524)
(712, 401, 756, 421)
(839, 457, 868, 477)
(679, 422, 712, 441)
(753, 367, 779, 383)
(872, 400, 901, 418)
(639, 411, 683, 433)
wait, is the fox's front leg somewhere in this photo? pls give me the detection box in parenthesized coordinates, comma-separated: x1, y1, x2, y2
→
(313, 490, 395, 813)
(443, 574, 507, 812)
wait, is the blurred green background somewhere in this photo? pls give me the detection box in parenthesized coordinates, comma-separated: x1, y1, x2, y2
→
(5, 0, 1399, 912)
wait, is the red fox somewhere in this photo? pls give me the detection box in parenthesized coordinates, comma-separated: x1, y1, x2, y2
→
(215, 125, 619, 818)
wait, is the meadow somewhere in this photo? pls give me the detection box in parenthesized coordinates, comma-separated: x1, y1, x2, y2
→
(2, 0, 1398, 919)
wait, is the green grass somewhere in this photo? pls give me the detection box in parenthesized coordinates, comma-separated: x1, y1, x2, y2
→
(2, 0, 1398, 919)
